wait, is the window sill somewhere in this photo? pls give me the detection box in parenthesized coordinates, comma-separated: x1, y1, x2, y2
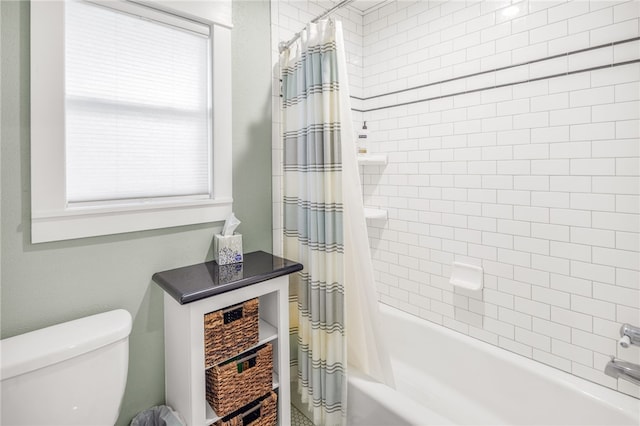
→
(31, 197, 233, 243)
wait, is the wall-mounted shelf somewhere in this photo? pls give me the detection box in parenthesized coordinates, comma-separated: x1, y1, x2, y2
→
(357, 154, 387, 166)
(364, 207, 387, 220)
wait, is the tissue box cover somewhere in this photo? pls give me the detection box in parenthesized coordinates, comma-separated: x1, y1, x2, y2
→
(214, 234, 243, 265)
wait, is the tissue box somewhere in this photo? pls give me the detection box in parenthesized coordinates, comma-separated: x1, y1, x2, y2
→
(214, 234, 243, 265)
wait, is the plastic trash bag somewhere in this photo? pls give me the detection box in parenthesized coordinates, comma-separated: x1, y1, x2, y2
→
(130, 405, 185, 426)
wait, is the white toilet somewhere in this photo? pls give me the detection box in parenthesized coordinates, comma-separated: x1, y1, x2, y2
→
(0, 309, 132, 426)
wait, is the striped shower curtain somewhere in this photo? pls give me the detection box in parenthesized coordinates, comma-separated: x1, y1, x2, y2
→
(281, 19, 347, 426)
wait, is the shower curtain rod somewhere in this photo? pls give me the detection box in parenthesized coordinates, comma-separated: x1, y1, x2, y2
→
(278, 0, 356, 53)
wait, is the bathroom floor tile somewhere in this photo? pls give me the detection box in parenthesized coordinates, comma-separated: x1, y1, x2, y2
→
(291, 405, 314, 426)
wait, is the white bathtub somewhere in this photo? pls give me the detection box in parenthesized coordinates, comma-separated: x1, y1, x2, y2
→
(347, 303, 640, 426)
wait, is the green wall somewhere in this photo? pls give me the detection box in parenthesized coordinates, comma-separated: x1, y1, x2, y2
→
(231, 0, 273, 260)
(0, 1, 272, 424)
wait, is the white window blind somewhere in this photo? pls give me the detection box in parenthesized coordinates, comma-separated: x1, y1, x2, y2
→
(65, 0, 211, 203)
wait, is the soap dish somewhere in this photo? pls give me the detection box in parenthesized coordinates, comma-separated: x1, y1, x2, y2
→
(449, 262, 483, 291)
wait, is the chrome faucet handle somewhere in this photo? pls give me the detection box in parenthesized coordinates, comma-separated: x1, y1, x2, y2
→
(619, 324, 640, 348)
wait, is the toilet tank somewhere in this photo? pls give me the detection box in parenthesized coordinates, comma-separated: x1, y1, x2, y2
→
(0, 309, 132, 426)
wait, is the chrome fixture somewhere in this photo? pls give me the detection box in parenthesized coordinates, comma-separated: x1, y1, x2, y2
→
(605, 357, 640, 386)
(618, 323, 640, 348)
(278, 0, 356, 53)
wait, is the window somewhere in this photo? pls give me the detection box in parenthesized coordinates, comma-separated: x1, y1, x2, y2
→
(65, 0, 211, 203)
(31, 0, 233, 243)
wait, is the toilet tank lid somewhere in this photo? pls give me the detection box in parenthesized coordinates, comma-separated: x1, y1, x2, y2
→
(0, 309, 132, 381)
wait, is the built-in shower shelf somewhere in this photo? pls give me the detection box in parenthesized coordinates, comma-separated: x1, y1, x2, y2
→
(364, 207, 387, 220)
(357, 154, 387, 166)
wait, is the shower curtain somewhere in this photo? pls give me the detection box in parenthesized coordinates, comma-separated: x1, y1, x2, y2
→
(281, 18, 394, 426)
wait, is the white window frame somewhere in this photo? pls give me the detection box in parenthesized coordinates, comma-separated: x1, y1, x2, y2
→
(30, 0, 233, 243)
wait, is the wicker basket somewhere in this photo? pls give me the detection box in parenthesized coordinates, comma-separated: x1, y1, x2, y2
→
(204, 298, 259, 368)
(214, 391, 277, 426)
(206, 343, 273, 418)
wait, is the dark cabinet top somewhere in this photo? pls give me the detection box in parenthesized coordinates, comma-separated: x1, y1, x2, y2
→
(152, 251, 302, 304)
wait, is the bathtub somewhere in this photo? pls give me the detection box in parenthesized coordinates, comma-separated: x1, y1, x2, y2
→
(347, 303, 640, 426)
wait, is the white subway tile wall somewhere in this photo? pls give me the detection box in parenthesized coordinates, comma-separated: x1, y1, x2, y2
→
(273, 0, 640, 398)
